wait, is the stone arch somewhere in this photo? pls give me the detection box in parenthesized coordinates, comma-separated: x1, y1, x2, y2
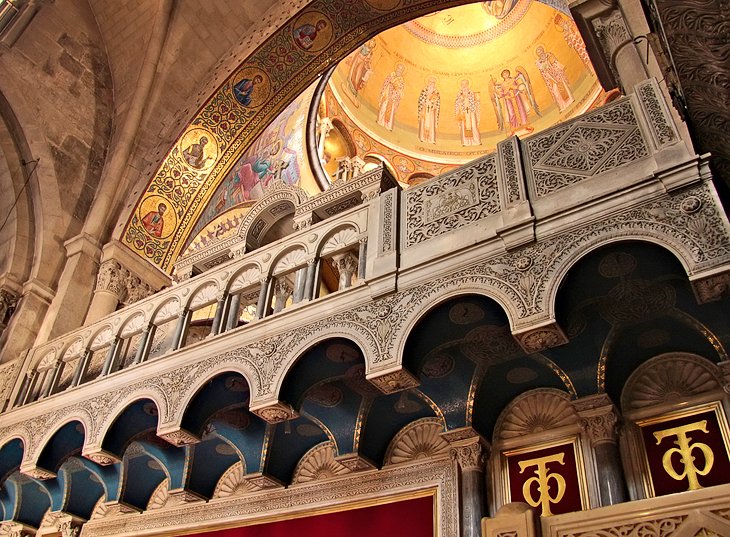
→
(31, 348, 57, 371)
(27, 412, 92, 468)
(185, 280, 220, 310)
(238, 183, 309, 252)
(227, 262, 263, 294)
(92, 390, 169, 449)
(270, 244, 310, 276)
(545, 234, 703, 326)
(317, 224, 362, 258)
(169, 365, 257, 429)
(0, 431, 27, 464)
(620, 352, 724, 413)
(60, 336, 86, 362)
(151, 296, 181, 324)
(89, 324, 115, 351)
(268, 328, 375, 404)
(118, 310, 148, 338)
(393, 284, 521, 371)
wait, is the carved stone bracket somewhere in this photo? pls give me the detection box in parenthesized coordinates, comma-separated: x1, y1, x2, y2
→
(244, 472, 285, 490)
(82, 447, 121, 466)
(157, 426, 201, 447)
(103, 501, 142, 517)
(334, 453, 377, 472)
(691, 269, 730, 304)
(167, 489, 206, 505)
(572, 393, 620, 446)
(367, 367, 420, 394)
(513, 322, 569, 354)
(40, 511, 84, 537)
(0, 521, 37, 536)
(19, 462, 55, 480)
(249, 400, 299, 423)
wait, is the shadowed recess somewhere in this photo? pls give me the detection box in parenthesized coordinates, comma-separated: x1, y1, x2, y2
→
(36, 420, 85, 475)
(265, 416, 328, 484)
(180, 372, 251, 437)
(101, 399, 159, 457)
(188, 436, 241, 499)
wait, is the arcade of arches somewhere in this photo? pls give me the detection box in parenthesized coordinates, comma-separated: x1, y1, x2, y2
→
(0, 1, 729, 536)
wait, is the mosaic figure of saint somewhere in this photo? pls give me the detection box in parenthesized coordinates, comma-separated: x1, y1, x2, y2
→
(233, 74, 264, 107)
(142, 202, 167, 238)
(554, 13, 595, 73)
(293, 19, 328, 50)
(182, 136, 211, 169)
(377, 63, 406, 131)
(418, 77, 440, 144)
(482, 0, 518, 19)
(347, 39, 376, 96)
(535, 46, 574, 111)
(454, 79, 481, 146)
(490, 67, 540, 135)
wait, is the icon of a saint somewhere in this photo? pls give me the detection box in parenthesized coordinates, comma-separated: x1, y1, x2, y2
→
(454, 79, 481, 146)
(377, 63, 405, 131)
(347, 40, 376, 96)
(535, 46, 574, 111)
(418, 77, 440, 144)
(142, 202, 167, 238)
(234, 74, 264, 107)
(182, 136, 212, 169)
(490, 67, 540, 136)
(293, 19, 328, 50)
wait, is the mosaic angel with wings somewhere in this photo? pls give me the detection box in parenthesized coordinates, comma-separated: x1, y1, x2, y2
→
(489, 67, 541, 136)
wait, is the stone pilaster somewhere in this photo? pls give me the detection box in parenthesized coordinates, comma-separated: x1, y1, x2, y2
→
(573, 393, 627, 506)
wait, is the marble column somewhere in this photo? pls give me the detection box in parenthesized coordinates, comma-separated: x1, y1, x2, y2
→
(225, 292, 241, 331)
(209, 293, 227, 336)
(450, 437, 488, 537)
(101, 337, 121, 376)
(255, 278, 270, 320)
(292, 267, 307, 304)
(71, 349, 93, 386)
(303, 259, 318, 301)
(132, 325, 155, 365)
(357, 238, 367, 281)
(574, 394, 627, 506)
(172, 310, 191, 351)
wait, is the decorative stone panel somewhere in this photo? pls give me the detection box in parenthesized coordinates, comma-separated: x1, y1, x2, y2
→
(404, 154, 499, 248)
(523, 98, 649, 198)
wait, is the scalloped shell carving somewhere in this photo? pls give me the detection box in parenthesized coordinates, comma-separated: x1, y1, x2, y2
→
(497, 389, 577, 440)
(90, 326, 113, 350)
(385, 418, 448, 465)
(321, 228, 359, 256)
(213, 461, 255, 498)
(273, 247, 307, 274)
(622, 353, 721, 411)
(292, 441, 349, 483)
(190, 282, 219, 309)
(120, 312, 146, 337)
(36, 350, 57, 371)
(63, 337, 85, 360)
(147, 478, 169, 510)
(230, 266, 260, 292)
(154, 298, 180, 323)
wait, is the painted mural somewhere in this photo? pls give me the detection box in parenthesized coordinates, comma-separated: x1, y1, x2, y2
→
(326, 1, 602, 165)
(181, 85, 317, 254)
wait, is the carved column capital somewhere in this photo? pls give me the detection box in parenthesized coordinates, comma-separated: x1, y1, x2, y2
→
(95, 260, 128, 301)
(572, 393, 621, 446)
(691, 269, 730, 304)
(450, 439, 488, 472)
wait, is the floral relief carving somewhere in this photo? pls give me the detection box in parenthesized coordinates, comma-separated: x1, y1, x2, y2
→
(405, 154, 499, 247)
(636, 79, 677, 149)
(380, 189, 395, 254)
(524, 99, 648, 197)
(569, 516, 686, 537)
(497, 136, 523, 205)
(213, 461, 256, 498)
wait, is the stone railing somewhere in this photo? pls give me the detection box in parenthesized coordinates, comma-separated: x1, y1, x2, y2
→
(1, 78, 729, 472)
(482, 483, 730, 537)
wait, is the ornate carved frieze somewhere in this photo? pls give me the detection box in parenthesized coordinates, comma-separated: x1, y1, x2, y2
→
(635, 78, 678, 150)
(379, 188, 397, 254)
(404, 154, 499, 248)
(497, 137, 526, 207)
(523, 99, 649, 198)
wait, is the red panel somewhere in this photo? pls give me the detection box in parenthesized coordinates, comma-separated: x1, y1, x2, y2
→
(178, 495, 434, 537)
(506, 442, 583, 517)
(640, 409, 730, 496)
